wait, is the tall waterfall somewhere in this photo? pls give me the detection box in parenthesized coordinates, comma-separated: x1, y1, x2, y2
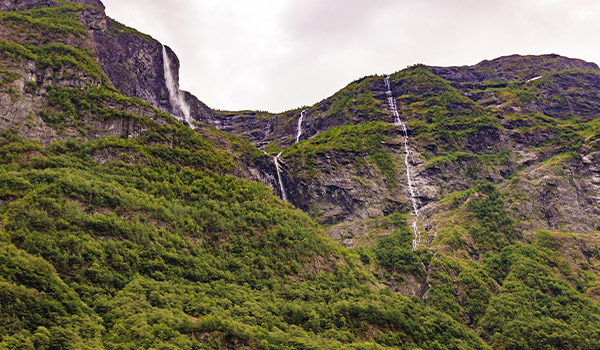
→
(162, 46, 195, 129)
(272, 110, 307, 201)
(274, 152, 288, 201)
(296, 110, 305, 143)
(384, 76, 421, 250)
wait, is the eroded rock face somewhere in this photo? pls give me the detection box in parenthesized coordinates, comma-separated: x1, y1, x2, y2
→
(2, 0, 212, 124)
(281, 142, 411, 226)
(0, 0, 55, 11)
(507, 150, 600, 234)
(92, 23, 164, 106)
(74, 6, 214, 123)
(66, 0, 104, 9)
(3, 0, 598, 248)
(255, 56, 600, 247)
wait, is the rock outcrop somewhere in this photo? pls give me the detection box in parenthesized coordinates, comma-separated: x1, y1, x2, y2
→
(81, 3, 214, 122)
(1, 0, 212, 123)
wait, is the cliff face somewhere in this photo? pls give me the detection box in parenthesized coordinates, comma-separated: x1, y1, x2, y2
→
(0, 0, 269, 185)
(430, 54, 598, 83)
(215, 56, 600, 260)
(2, 0, 597, 242)
(0, 0, 103, 12)
(236, 58, 599, 306)
(1, 0, 213, 124)
(81, 3, 214, 123)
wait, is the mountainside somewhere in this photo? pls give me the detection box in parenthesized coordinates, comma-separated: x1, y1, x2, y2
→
(1, 0, 213, 122)
(1, 1, 600, 349)
(213, 57, 599, 229)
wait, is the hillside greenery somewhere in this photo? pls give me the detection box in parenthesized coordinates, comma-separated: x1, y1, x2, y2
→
(2, 2, 600, 350)
(0, 131, 490, 350)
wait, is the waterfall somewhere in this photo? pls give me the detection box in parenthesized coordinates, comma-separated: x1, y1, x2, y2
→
(162, 45, 195, 129)
(296, 110, 305, 143)
(384, 76, 421, 250)
(271, 110, 306, 201)
(274, 152, 288, 201)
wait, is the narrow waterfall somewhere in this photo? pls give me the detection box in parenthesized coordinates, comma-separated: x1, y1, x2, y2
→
(296, 110, 305, 143)
(162, 46, 195, 129)
(274, 152, 288, 201)
(272, 110, 306, 201)
(384, 76, 421, 250)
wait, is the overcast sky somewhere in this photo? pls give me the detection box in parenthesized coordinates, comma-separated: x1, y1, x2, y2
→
(102, 0, 600, 113)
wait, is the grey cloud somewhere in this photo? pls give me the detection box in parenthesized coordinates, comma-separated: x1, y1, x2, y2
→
(102, 0, 600, 112)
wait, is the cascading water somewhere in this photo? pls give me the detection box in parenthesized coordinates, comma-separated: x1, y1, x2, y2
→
(274, 152, 288, 201)
(384, 76, 421, 250)
(296, 110, 305, 143)
(271, 110, 306, 201)
(162, 45, 195, 129)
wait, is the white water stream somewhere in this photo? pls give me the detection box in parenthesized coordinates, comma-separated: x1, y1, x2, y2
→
(384, 76, 421, 250)
(162, 46, 195, 129)
(274, 152, 288, 201)
(272, 110, 306, 201)
(296, 110, 305, 143)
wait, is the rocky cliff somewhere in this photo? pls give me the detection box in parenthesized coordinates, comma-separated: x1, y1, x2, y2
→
(217, 56, 599, 248)
(0, 0, 273, 185)
(3, 1, 600, 349)
(2, 0, 598, 269)
(1, 0, 213, 124)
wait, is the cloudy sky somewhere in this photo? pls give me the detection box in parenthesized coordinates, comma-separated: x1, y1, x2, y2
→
(102, 0, 600, 113)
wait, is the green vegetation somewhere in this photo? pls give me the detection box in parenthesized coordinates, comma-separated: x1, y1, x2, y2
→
(264, 142, 283, 155)
(480, 245, 600, 349)
(0, 40, 112, 87)
(0, 69, 20, 88)
(424, 150, 511, 173)
(321, 76, 388, 123)
(0, 3, 88, 39)
(285, 122, 391, 155)
(107, 19, 156, 43)
(0, 131, 490, 349)
(283, 122, 398, 181)
(40, 86, 156, 130)
(370, 151, 396, 185)
(2, 2, 600, 349)
(374, 213, 430, 278)
(384, 68, 502, 160)
(468, 182, 515, 251)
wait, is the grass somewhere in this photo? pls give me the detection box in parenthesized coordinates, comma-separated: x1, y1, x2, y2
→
(0, 40, 113, 88)
(0, 3, 88, 40)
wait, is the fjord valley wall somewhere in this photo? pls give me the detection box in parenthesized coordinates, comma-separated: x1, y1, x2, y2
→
(203, 55, 600, 348)
(0, 0, 276, 180)
(251, 57, 600, 234)
(2, 0, 600, 349)
(0, 1, 490, 349)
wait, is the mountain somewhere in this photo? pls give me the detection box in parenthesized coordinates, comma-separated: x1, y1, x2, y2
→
(1, 1, 600, 349)
(264, 56, 600, 233)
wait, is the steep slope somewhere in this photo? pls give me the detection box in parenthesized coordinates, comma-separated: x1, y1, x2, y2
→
(214, 56, 600, 349)
(243, 56, 600, 238)
(1, 0, 213, 123)
(0, 131, 492, 349)
(2, 1, 600, 349)
(0, 1, 494, 349)
(0, 0, 281, 188)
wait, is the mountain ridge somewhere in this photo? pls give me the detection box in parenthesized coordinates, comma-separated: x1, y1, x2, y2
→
(1, 1, 600, 349)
